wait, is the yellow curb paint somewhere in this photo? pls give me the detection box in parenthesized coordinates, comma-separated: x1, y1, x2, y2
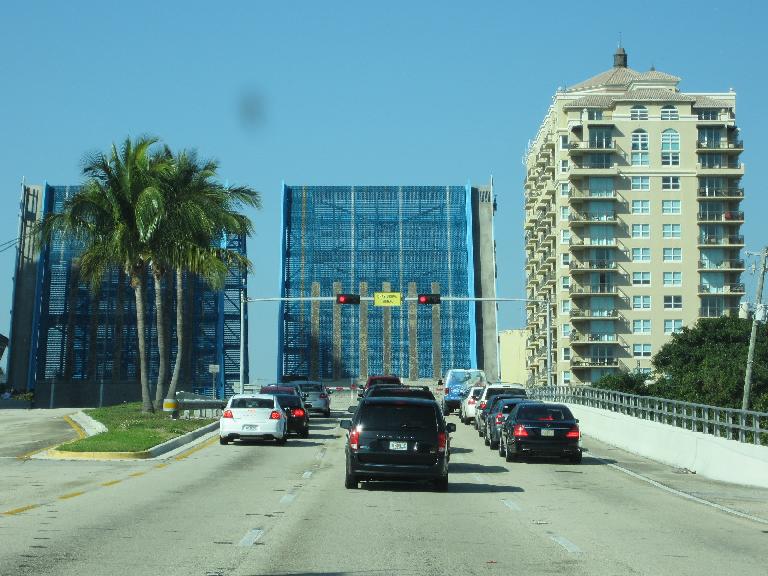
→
(3, 504, 39, 516)
(47, 449, 152, 460)
(58, 491, 85, 500)
(174, 436, 218, 461)
(63, 415, 87, 439)
(100, 480, 122, 487)
(16, 443, 61, 460)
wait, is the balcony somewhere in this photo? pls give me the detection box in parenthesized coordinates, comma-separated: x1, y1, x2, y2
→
(570, 260, 617, 272)
(697, 283, 746, 295)
(697, 187, 744, 199)
(569, 238, 618, 249)
(569, 211, 617, 225)
(697, 211, 744, 223)
(698, 235, 745, 247)
(696, 140, 743, 152)
(696, 161, 745, 176)
(697, 259, 745, 271)
(569, 189, 618, 201)
(570, 284, 619, 296)
(567, 140, 618, 155)
(571, 357, 620, 369)
(570, 332, 621, 345)
(699, 307, 740, 318)
(570, 308, 619, 321)
(569, 162, 619, 177)
(695, 113, 735, 125)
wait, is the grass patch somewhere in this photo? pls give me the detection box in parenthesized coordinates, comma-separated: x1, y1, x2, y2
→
(58, 402, 216, 452)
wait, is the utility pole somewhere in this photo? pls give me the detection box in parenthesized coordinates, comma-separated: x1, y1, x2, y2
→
(742, 246, 767, 411)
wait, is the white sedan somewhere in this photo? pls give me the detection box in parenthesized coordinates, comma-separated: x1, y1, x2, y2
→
(219, 394, 288, 445)
(459, 386, 485, 425)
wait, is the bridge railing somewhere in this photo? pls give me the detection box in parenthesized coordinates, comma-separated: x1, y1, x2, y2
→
(529, 386, 768, 446)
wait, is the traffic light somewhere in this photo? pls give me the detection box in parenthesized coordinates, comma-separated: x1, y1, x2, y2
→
(336, 293, 361, 304)
(417, 294, 441, 305)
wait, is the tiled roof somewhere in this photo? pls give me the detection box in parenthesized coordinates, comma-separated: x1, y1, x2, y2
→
(693, 96, 734, 109)
(567, 66, 680, 92)
(562, 95, 617, 109)
(563, 89, 693, 110)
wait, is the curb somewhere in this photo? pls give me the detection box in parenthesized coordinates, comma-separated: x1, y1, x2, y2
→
(42, 421, 219, 461)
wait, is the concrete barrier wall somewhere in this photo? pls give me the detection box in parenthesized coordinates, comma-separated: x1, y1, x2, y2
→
(568, 403, 768, 489)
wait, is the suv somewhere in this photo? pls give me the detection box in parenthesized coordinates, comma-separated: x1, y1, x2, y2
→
(294, 380, 332, 417)
(340, 398, 455, 491)
(358, 375, 402, 398)
(440, 369, 486, 415)
(474, 384, 527, 432)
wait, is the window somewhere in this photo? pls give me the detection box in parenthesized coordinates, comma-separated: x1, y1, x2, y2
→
(661, 129, 680, 165)
(633, 344, 652, 357)
(561, 253, 571, 267)
(560, 206, 571, 220)
(663, 248, 682, 262)
(588, 153, 612, 168)
(630, 105, 648, 120)
(633, 295, 651, 310)
(587, 109, 603, 120)
(561, 300, 571, 313)
(662, 176, 681, 190)
(632, 248, 651, 262)
(561, 230, 571, 244)
(560, 135, 569, 149)
(662, 200, 681, 214)
(698, 109, 719, 121)
(633, 271, 651, 285)
(631, 130, 649, 166)
(632, 224, 650, 238)
(632, 200, 650, 215)
(632, 152, 649, 166)
(664, 295, 683, 309)
(560, 160, 569, 173)
(663, 224, 681, 239)
(560, 182, 570, 197)
(562, 323, 572, 337)
(663, 271, 682, 286)
(633, 319, 651, 334)
(631, 176, 650, 191)
(562, 371, 571, 384)
(664, 319, 683, 334)
(562, 348, 571, 361)
(661, 105, 679, 120)
(561, 277, 571, 290)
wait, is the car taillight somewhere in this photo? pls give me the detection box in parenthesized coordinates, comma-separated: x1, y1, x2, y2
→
(444, 388, 450, 394)
(468, 398, 476, 405)
(479, 401, 487, 410)
(513, 424, 528, 437)
(349, 428, 360, 451)
(495, 414, 504, 425)
(292, 408, 306, 418)
(437, 432, 447, 453)
(269, 410, 281, 420)
(566, 425, 580, 439)
(222, 409, 234, 419)
(319, 393, 328, 399)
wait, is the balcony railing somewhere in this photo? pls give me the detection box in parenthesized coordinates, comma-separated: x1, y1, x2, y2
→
(570, 357, 620, 368)
(570, 309, 618, 319)
(696, 140, 743, 150)
(570, 284, 618, 295)
(696, 211, 744, 222)
(569, 212, 617, 223)
(567, 140, 617, 153)
(699, 307, 740, 318)
(698, 283, 746, 294)
(569, 238, 618, 248)
(697, 259, 745, 270)
(696, 161, 744, 171)
(571, 161, 618, 170)
(698, 235, 745, 246)
(569, 189, 618, 200)
(570, 260, 617, 271)
(697, 187, 744, 198)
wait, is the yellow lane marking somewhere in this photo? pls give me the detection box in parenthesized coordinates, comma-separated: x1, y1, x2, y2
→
(63, 415, 87, 439)
(58, 491, 85, 500)
(100, 480, 122, 487)
(3, 504, 39, 516)
(174, 435, 218, 461)
(155, 463, 168, 469)
(129, 472, 146, 477)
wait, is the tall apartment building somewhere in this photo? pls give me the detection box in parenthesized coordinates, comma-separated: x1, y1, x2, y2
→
(524, 48, 744, 386)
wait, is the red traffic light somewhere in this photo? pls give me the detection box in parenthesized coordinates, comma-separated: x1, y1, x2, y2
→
(417, 294, 441, 305)
(336, 293, 361, 304)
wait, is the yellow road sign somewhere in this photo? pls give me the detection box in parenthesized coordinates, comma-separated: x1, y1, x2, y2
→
(373, 291, 402, 307)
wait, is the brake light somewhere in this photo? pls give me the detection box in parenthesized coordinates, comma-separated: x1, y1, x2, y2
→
(319, 393, 328, 399)
(269, 410, 281, 420)
(437, 431, 447, 453)
(222, 409, 233, 419)
(444, 388, 450, 394)
(538, 415, 554, 421)
(566, 425, 580, 439)
(479, 401, 487, 410)
(468, 398, 476, 405)
(349, 428, 360, 451)
(513, 424, 528, 437)
(292, 408, 306, 418)
(495, 414, 504, 425)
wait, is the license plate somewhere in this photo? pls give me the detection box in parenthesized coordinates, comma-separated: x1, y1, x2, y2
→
(243, 425, 259, 431)
(541, 429, 554, 437)
(389, 441, 408, 451)
(305, 403, 313, 408)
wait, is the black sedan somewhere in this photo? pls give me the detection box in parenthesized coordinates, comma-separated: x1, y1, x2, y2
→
(500, 402, 582, 463)
(261, 386, 310, 438)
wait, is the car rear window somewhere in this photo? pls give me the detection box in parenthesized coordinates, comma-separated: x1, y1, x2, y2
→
(275, 394, 302, 408)
(369, 376, 401, 386)
(517, 405, 573, 421)
(369, 388, 434, 400)
(471, 388, 483, 399)
(232, 398, 274, 409)
(358, 403, 437, 430)
(299, 384, 322, 392)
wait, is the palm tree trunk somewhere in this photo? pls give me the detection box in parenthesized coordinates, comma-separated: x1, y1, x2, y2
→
(153, 267, 169, 409)
(131, 266, 153, 413)
(167, 268, 185, 400)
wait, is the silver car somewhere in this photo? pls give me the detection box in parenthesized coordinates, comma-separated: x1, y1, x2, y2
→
(296, 381, 332, 417)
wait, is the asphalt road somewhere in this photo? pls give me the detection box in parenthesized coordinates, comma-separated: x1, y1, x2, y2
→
(0, 409, 80, 458)
(1, 397, 767, 576)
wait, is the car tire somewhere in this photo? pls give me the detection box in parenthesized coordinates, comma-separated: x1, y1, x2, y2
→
(483, 433, 489, 446)
(569, 452, 583, 464)
(219, 436, 229, 445)
(489, 436, 499, 450)
(498, 437, 506, 457)
(324, 410, 331, 418)
(345, 468, 358, 489)
(434, 475, 449, 492)
(300, 427, 310, 439)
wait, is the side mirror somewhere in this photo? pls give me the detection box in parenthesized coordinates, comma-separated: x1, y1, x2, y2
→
(339, 420, 352, 430)
(348, 405, 357, 413)
(327, 389, 334, 395)
(446, 423, 456, 433)
(575, 419, 579, 424)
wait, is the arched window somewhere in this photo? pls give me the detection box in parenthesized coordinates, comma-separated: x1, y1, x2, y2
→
(631, 129, 649, 166)
(630, 105, 648, 120)
(661, 129, 680, 166)
(661, 105, 679, 120)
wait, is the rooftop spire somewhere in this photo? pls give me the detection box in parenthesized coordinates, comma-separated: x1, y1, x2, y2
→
(614, 46, 628, 68)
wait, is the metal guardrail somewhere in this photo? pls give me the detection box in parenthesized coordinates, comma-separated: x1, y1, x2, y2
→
(529, 386, 768, 446)
(175, 391, 226, 418)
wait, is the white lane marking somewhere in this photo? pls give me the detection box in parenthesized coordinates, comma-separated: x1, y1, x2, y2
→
(502, 499, 522, 511)
(238, 529, 264, 547)
(315, 447, 327, 461)
(302, 471, 313, 479)
(596, 457, 768, 526)
(279, 493, 296, 505)
(550, 535, 582, 554)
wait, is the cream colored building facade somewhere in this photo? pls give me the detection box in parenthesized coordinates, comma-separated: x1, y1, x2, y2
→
(498, 329, 529, 385)
(524, 48, 744, 386)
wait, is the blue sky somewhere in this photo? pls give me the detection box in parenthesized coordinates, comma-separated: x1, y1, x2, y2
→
(1, 1, 766, 382)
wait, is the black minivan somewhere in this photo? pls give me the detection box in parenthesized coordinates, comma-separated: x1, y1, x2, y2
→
(340, 397, 455, 491)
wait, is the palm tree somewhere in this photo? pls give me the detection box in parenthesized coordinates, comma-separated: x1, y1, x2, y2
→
(40, 136, 167, 413)
(150, 149, 260, 406)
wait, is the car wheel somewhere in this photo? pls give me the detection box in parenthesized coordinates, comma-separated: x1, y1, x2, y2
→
(483, 433, 489, 446)
(489, 436, 499, 450)
(434, 475, 449, 492)
(219, 436, 229, 445)
(324, 410, 331, 418)
(498, 436, 506, 457)
(345, 468, 358, 489)
(569, 452, 583, 464)
(300, 427, 310, 439)
(505, 445, 515, 462)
